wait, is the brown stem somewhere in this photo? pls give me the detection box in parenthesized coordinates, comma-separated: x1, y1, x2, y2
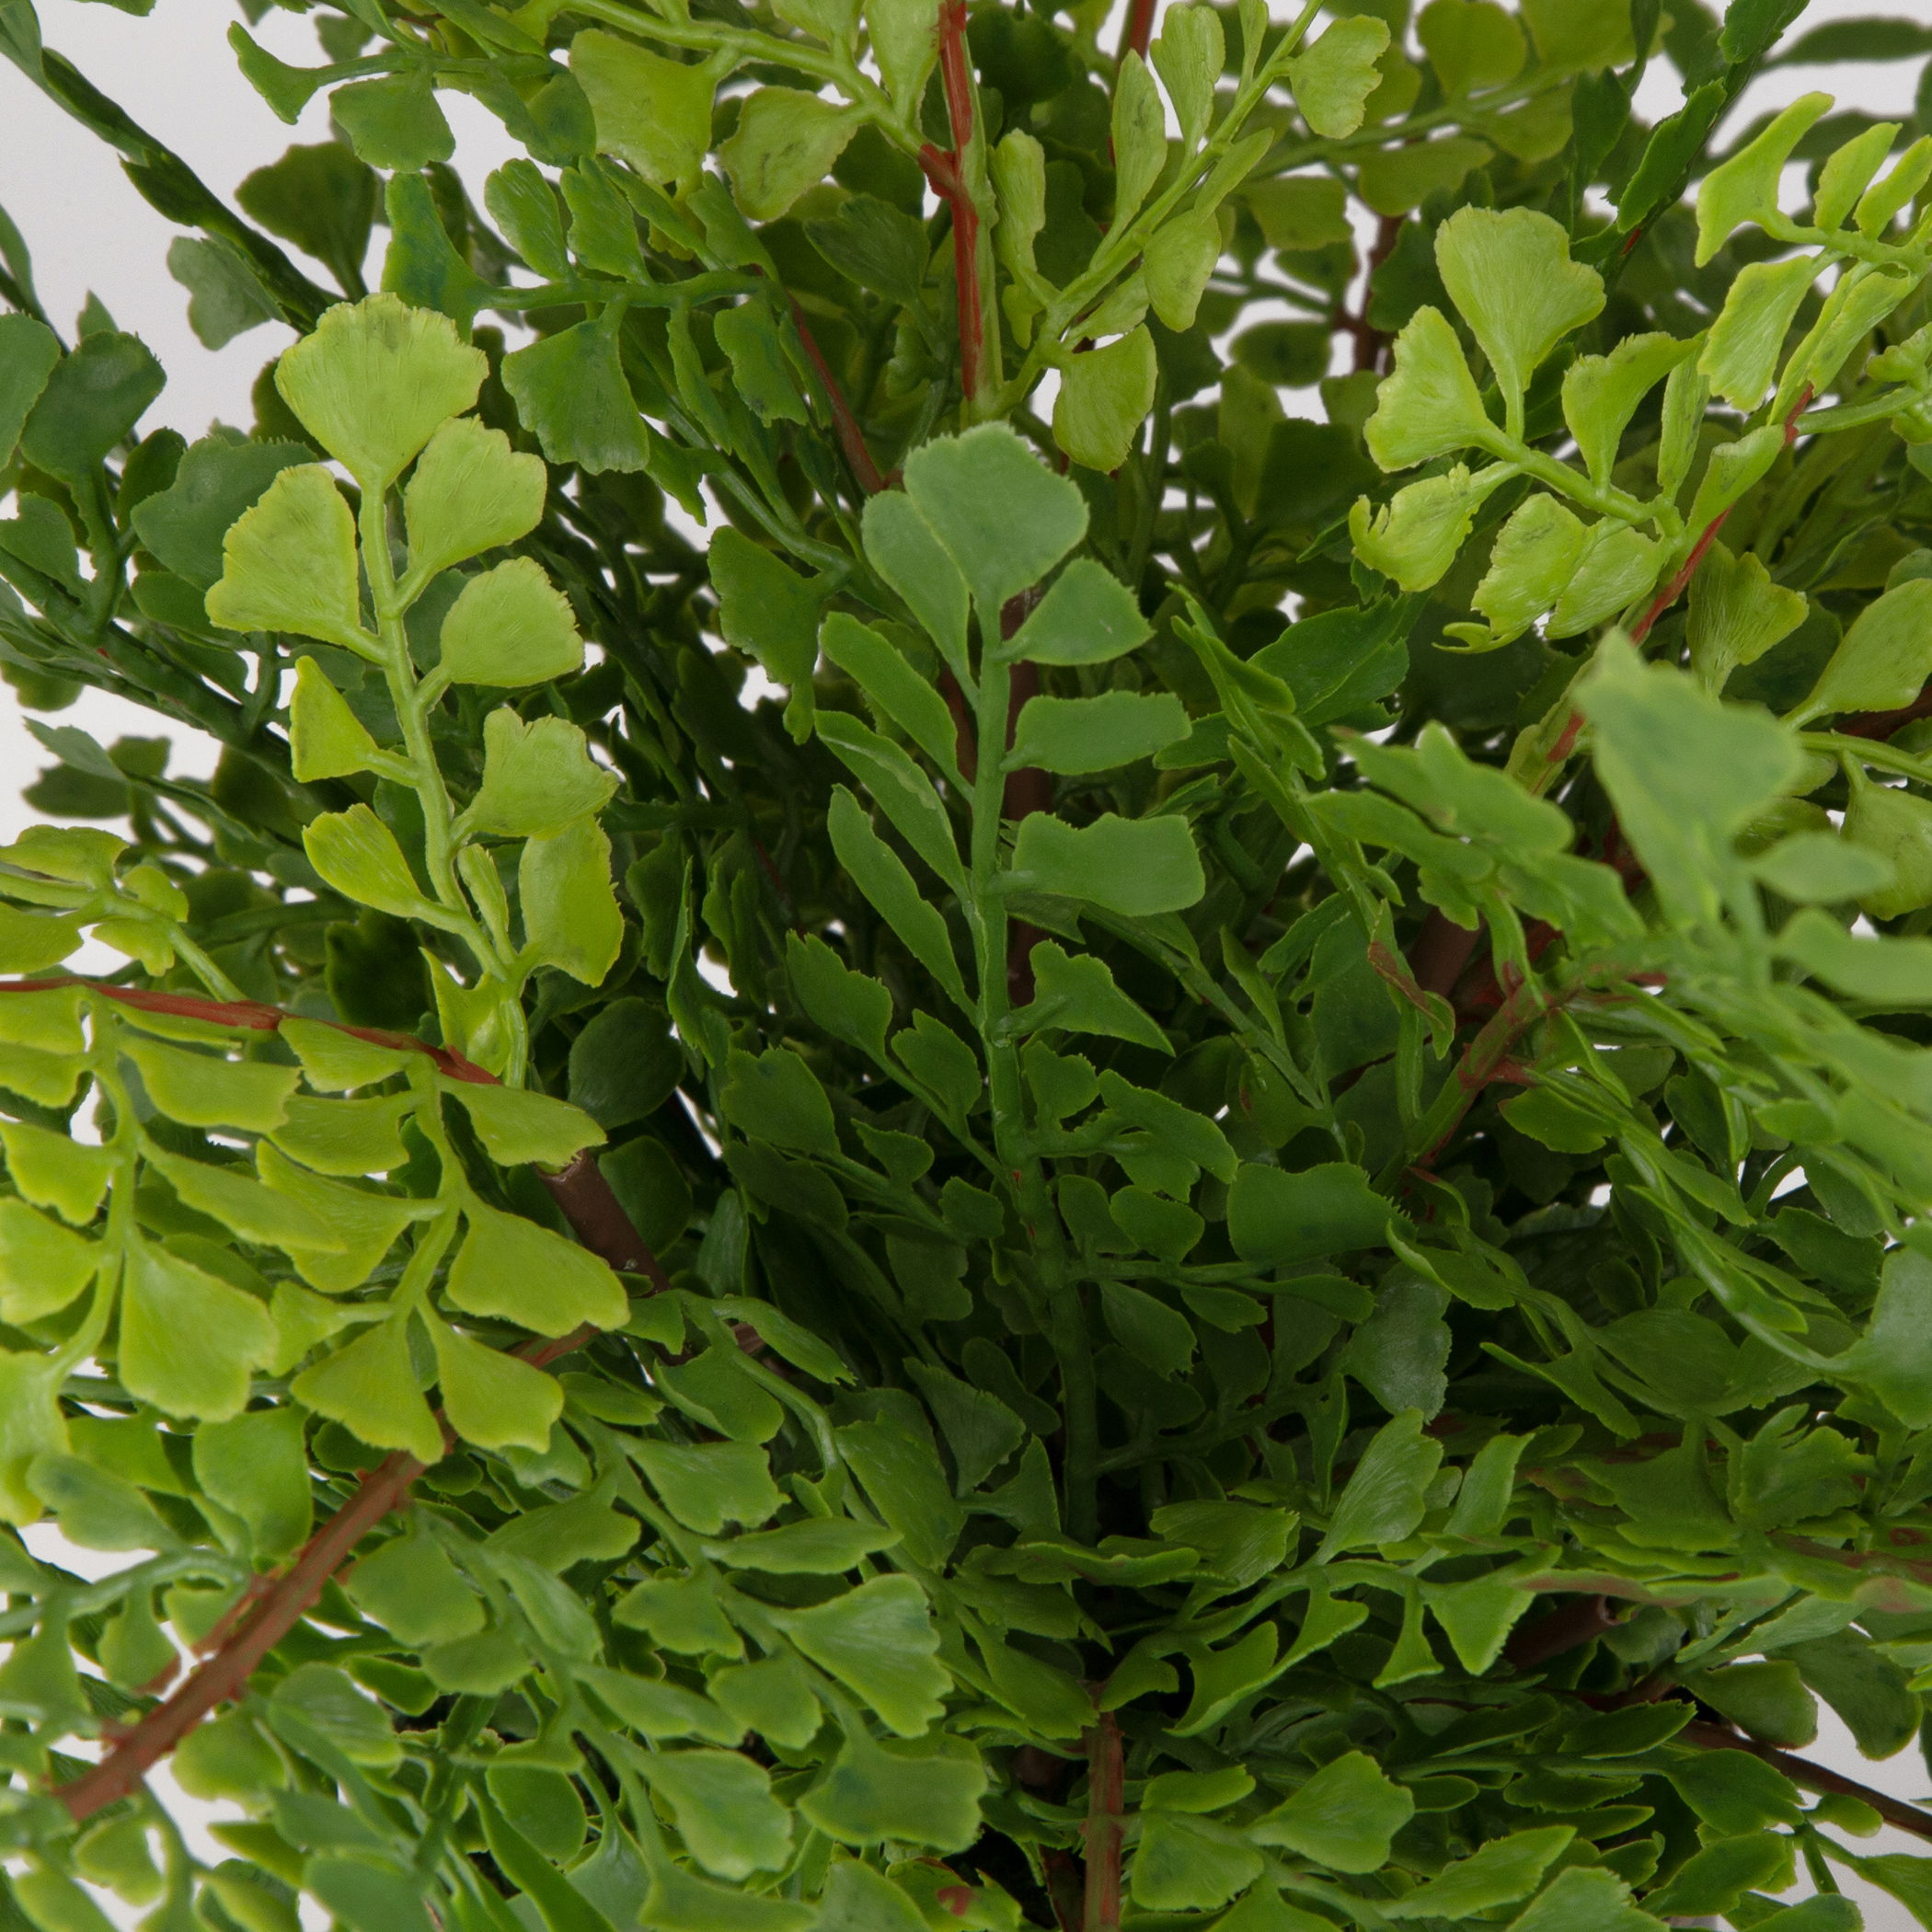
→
(1117, 0, 1158, 61)
(787, 294, 887, 497)
(1081, 1712, 1124, 1932)
(1682, 1720, 1932, 1843)
(1505, 1593, 1616, 1669)
(538, 1152, 672, 1291)
(1336, 215, 1404, 374)
(921, 0, 984, 407)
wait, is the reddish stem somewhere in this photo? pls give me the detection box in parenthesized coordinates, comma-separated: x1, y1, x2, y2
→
(1118, 0, 1158, 60)
(921, 0, 984, 407)
(788, 294, 887, 496)
(1081, 1712, 1124, 1932)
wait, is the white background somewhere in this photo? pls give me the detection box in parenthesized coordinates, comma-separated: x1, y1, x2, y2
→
(4, 0, 1932, 1923)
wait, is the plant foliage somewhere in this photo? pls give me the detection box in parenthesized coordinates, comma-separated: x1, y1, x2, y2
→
(9, 0, 1932, 1927)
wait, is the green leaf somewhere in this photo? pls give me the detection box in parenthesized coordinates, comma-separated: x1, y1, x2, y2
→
(1144, 213, 1222, 332)
(121, 1036, 298, 1133)
(639, 1752, 793, 1879)
(635, 1440, 782, 1533)
(0, 1198, 98, 1324)
(483, 1810, 618, 1932)
(0, 1351, 67, 1526)
(131, 432, 307, 589)
(902, 423, 1088, 617)
(837, 1417, 964, 1565)
(1250, 1753, 1414, 1873)
(345, 1528, 485, 1645)
(1006, 811, 1205, 916)
(1011, 940, 1168, 1051)
(469, 708, 617, 837)
(1228, 1161, 1397, 1264)
(614, 1574, 742, 1656)
(712, 1517, 903, 1571)
(121, 1242, 278, 1421)
(1581, 639, 1800, 926)
(436, 558, 584, 689)
(259, 1147, 421, 1293)
(1543, 523, 1661, 638)
(1102, 1281, 1196, 1374)
(1112, 53, 1167, 224)
(1350, 464, 1511, 591)
(1505, 1869, 1659, 1932)
(1363, 306, 1490, 471)
(290, 658, 383, 783)
(405, 418, 546, 583)
(193, 1409, 312, 1558)
(522, 816, 623, 986)
(816, 711, 964, 887)
(292, 1316, 443, 1464)
(204, 465, 363, 647)
(302, 804, 437, 922)
(771, 1574, 950, 1734)
(0, 314, 61, 470)
(1384, 1827, 1573, 1919)
(821, 615, 960, 778)
(144, 1146, 340, 1257)
(579, 1665, 741, 1742)
(1009, 691, 1190, 773)
(332, 74, 454, 173)
(571, 31, 713, 185)
(1434, 207, 1603, 421)
(799, 1731, 987, 1852)
(714, 301, 807, 426)
(501, 316, 650, 474)
(430, 1318, 564, 1453)
(1317, 1409, 1443, 1558)
(722, 90, 861, 222)
(1418, 0, 1525, 94)
(710, 1655, 822, 1749)
(720, 1047, 840, 1156)
(1560, 331, 1697, 487)
(0, 1119, 112, 1227)
(1699, 254, 1818, 409)
(1053, 326, 1157, 474)
(275, 293, 486, 489)
(1132, 1813, 1264, 1911)
(1795, 578, 1932, 722)
(1686, 1658, 1817, 1745)
(1357, 134, 1494, 217)
(1696, 92, 1832, 264)
(1844, 780, 1932, 919)
(860, 491, 972, 679)
(1463, 494, 1585, 648)
(813, 1859, 928, 1932)
(1287, 15, 1390, 139)
(446, 1200, 627, 1337)
(828, 787, 968, 1004)
(441, 1076, 604, 1168)
(20, 331, 165, 482)
(0, 906, 83, 975)
(27, 1452, 173, 1552)
(1687, 542, 1808, 693)
(1005, 558, 1151, 666)
(1830, 1248, 1932, 1426)
(1153, 5, 1225, 147)
(867, 0, 941, 105)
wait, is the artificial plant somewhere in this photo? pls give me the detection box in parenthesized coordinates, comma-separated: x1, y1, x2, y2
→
(8, 0, 1932, 1927)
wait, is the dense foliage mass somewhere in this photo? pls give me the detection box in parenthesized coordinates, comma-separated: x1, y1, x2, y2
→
(16, 0, 1932, 1926)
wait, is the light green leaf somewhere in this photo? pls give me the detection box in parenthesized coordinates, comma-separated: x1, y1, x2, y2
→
(1053, 326, 1157, 474)
(640, 1753, 793, 1880)
(303, 804, 436, 922)
(438, 558, 583, 687)
(1687, 543, 1807, 693)
(571, 30, 714, 186)
(1009, 691, 1190, 774)
(1418, 0, 1524, 95)
(1560, 331, 1697, 486)
(292, 1316, 444, 1464)
(1699, 254, 1818, 409)
(403, 415, 546, 581)
(827, 786, 968, 1005)
(1112, 53, 1167, 225)
(203, 465, 363, 648)
(722, 90, 861, 222)
(427, 1317, 562, 1454)
(1466, 494, 1585, 647)
(1144, 213, 1222, 331)
(446, 1199, 627, 1336)
(258, 1145, 422, 1293)
(1351, 464, 1511, 591)
(1363, 307, 1491, 472)
(860, 491, 972, 680)
(1794, 578, 1932, 722)
(0, 1119, 112, 1227)
(1317, 1410, 1443, 1558)
(289, 657, 384, 783)
(1004, 558, 1151, 666)
(121, 1242, 278, 1421)
(121, 1037, 298, 1134)
(1543, 522, 1661, 638)
(1010, 940, 1169, 1052)
(771, 1575, 950, 1735)
(275, 293, 486, 489)
(1696, 92, 1833, 264)
(193, 1409, 312, 1558)
(1007, 811, 1205, 915)
(144, 1146, 341, 1256)
(0, 1197, 98, 1325)
(1287, 15, 1390, 139)
(1434, 206, 1603, 420)
(469, 708, 617, 837)
(522, 816, 623, 986)
(0, 1351, 68, 1524)
(1153, 5, 1225, 146)
(903, 423, 1089, 617)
